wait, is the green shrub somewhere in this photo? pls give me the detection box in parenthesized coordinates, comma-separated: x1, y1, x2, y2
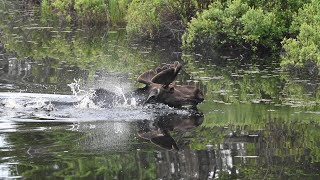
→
(246, 0, 308, 24)
(40, 0, 130, 25)
(109, 0, 131, 25)
(74, 0, 109, 23)
(126, 0, 163, 39)
(51, 0, 72, 14)
(281, 0, 320, 67)
(126, 0, 186, 40)
(125, 0, 208, 40)
(74, 0, 107, 15)
(241, 8, 282, 50)
(40, 0, 52, 18)
(182, 0, 284, 52)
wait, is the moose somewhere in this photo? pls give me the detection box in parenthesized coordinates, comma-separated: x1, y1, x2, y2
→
(137, 111, 204, 150)
(93, 61, 204, 108)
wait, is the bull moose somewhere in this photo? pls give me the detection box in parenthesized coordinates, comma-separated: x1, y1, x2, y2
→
(93, 62, 204, 108)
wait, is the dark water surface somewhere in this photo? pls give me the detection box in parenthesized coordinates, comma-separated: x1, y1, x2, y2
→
(0, 1, 320, 179)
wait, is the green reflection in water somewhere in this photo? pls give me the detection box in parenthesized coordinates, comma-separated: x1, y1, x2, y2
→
(182, 54, 320, 108)
(15, 153, 156, 179)
(0, 0, 180, 94)
(192, 102, 320, 179)
(1, 122, 156, 179)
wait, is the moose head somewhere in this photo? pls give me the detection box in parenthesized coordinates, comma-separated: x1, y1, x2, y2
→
(137, 62, 204, 108)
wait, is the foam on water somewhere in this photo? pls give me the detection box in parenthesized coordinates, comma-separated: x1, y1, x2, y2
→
(2, 98, 22, 109)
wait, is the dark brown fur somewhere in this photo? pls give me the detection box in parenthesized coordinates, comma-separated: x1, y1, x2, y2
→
(137, 62, 204, 108)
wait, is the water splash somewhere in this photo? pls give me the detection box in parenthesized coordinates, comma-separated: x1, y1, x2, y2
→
(24, 97, 53, 110)
(75, 90, 100, 109)
(1, 97, 54, 111)
(115, 86, 128, 105)
(67, 79, 99, 109)
(67, 79, 86, 97)
(67, 79, 141, 109)
(130, 97, 137, 107)
(2, 99, 21, 109)
(65, 79, 192, 120)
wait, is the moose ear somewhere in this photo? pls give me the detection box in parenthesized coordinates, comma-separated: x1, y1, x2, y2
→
(137, 70, 156, 85)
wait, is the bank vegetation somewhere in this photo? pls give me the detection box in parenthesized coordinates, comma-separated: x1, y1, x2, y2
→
(38, 0, 320, 68)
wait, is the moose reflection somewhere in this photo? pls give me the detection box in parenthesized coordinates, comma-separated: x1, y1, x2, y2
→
(92, 62, 204, 108)
(137, 111, 204, 150)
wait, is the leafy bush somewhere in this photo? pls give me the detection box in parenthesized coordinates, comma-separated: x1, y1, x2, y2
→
(182, 0, 284, 52)
(125, 0, 210, 40)
(75, 0, 109, 23)
(109, 0, 131, 25)
(74, 0, 107, 15)
(241, 8, 282, 50)
(281, 0, 320, 67)
(51, 0, 72, 14)
(126, 0, 164, 39)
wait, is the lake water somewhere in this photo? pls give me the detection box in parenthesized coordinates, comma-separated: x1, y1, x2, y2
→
(0, 1, 319, 179)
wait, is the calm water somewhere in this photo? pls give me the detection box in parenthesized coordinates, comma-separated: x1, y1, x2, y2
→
(0, 1, 320, 179)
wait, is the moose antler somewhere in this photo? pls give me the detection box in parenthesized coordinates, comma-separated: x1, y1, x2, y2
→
(136, 70, 156, 85)
(137, 61, 183, 86)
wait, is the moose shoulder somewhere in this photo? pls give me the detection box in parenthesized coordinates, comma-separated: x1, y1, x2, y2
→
(137, 62, 204, 108)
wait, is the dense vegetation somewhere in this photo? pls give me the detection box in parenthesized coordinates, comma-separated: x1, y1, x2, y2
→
(41, 0, 130, 25)
(36, 0, 320, 68)
(281, 0, 320, 67)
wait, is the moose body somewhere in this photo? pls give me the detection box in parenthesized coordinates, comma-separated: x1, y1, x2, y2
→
(141, 84, 204, 108)
(92, 62, 204, 108)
